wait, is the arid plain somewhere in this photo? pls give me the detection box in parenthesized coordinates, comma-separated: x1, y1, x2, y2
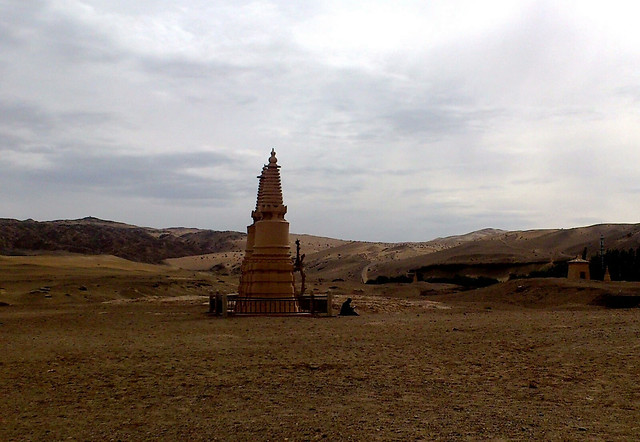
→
(2, 220, 640, 440)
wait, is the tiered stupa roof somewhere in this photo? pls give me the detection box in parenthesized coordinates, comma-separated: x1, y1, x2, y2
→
(257, 149, 284, 208)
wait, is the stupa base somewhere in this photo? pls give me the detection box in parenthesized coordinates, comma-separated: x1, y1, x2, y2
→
(234, 296, 300, 314)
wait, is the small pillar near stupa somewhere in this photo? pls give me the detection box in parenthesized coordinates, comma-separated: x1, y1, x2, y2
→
(237, 149, 298, 313)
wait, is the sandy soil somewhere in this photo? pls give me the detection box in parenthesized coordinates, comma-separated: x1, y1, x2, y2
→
(1, 256, 640, 440)
(2, 302, 639, 440)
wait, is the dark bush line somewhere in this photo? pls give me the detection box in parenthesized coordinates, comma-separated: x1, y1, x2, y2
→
(592, 294, 640, 309)
(365, 275, 413, 284)
(422, 275, 499, 289)
(509, 261, 569, 280)
(366, 274, 499, 289)
(589, 248, 640, 281)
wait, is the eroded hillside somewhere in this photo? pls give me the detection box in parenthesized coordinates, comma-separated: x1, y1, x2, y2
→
(2, 218, 639, 283)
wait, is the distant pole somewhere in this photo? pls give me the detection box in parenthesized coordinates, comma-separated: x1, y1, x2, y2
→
(600, 235, 605, 272)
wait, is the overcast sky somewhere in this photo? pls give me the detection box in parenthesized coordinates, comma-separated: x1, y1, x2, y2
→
(1, 0, 639, 241)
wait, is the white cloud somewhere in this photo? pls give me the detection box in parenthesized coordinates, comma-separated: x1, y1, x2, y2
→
(1, 0, 639, 240)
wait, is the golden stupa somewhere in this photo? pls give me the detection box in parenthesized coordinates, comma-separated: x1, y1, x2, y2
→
(237, 149, 298, 313)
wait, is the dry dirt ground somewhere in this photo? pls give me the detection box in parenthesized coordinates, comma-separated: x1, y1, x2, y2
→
(1, 257, 640, 440)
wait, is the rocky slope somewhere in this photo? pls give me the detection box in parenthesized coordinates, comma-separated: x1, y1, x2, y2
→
(0, 217, 243, 264)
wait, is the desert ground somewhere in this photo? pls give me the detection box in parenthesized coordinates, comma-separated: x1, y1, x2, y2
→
(1, 255, 640, 440)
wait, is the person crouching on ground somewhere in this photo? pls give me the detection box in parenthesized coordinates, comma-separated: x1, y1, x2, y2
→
(339, 297, 359, 316)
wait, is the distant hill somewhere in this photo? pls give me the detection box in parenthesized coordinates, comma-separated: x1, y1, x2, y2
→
(1, 218, 639, 281)
(367, 224, 640, 281)
(0, 217, 244, 264)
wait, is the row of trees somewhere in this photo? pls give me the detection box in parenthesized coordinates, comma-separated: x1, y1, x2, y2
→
(367, 248, 640, 284)
(589, 248, 640, 281)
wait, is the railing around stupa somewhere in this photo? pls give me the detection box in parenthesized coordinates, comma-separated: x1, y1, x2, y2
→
(209, 293, 332, 316)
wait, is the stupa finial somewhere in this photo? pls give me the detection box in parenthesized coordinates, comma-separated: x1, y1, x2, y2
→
(269, 148, 277, 164)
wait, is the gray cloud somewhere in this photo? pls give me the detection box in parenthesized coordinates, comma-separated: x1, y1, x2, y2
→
(1, 1, 639, 240)
(2, 148, 248, 202)
(0, 101, 54, 134)
(0, 100, 118, 138)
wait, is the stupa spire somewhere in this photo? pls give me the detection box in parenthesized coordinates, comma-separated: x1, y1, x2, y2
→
(256, 148, 284, 209)
(253, 165, 267, 220)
